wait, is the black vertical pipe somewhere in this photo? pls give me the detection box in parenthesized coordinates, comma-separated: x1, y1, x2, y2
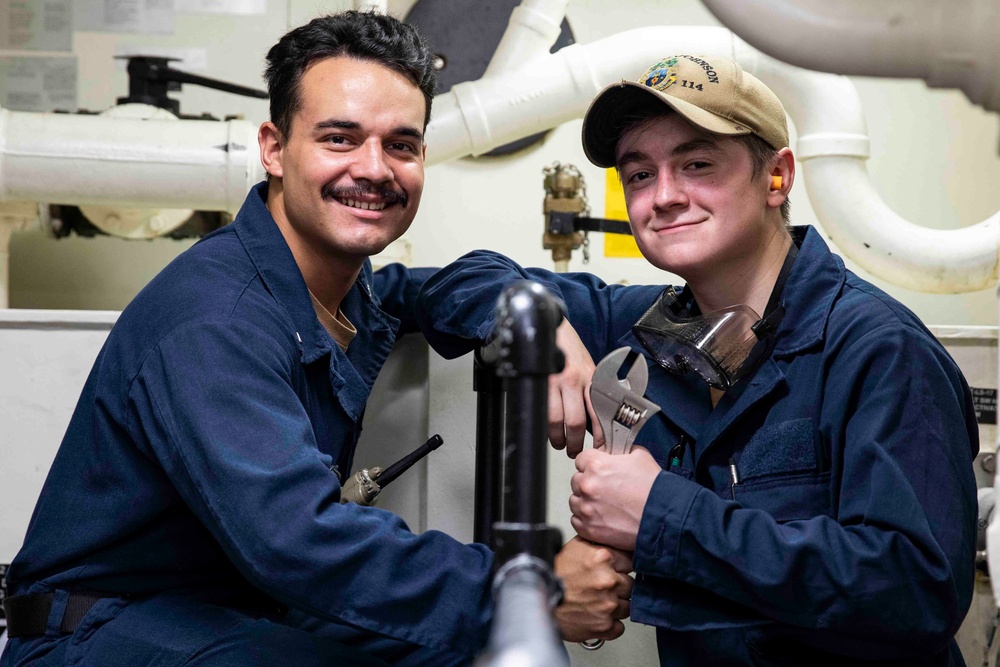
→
(477, 281, 568, 667)
(502, 375, 549, 525)
(491, 281, 565, 564)
(473, 350, 505, 546)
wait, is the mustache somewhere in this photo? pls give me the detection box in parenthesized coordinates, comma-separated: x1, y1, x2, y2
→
(322, 182, 408, 208)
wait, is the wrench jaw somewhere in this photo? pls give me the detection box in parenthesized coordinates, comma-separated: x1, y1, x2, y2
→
(623, 351, 649, 394)
(588, 347, 661, 455)
(590, 346, 631, 388)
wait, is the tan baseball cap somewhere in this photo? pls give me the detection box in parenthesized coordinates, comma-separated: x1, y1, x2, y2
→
(582, 54, 789, 168)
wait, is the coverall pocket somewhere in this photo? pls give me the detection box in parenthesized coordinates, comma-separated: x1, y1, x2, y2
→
(738, 418, 823, 480)
(733, 418, 832, 521)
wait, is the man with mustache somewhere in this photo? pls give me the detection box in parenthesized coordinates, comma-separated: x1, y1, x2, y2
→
(0, 11, 629, 667)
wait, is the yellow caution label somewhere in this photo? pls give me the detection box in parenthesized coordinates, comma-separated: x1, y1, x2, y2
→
(603, 169, 643, 258)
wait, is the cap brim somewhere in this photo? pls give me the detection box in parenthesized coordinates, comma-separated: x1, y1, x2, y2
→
(582, 81, 751, 169)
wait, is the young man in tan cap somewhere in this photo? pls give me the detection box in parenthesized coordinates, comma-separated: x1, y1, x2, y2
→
(415, 54, 978, 665)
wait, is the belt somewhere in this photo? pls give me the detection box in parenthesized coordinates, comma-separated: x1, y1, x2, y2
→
(2, 592, 114, 638)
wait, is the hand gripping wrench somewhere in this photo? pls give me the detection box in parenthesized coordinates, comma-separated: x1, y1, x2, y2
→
(580, 347, 661, 650)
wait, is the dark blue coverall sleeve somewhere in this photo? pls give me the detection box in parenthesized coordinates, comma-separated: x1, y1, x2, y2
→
(417, 249, 656, 360)
(373, 263, 435, 335)
(125, 282, 494, 655)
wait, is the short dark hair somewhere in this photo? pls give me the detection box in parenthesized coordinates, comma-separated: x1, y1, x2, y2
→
(614, 105, 791, 224)
(263, 11, 436, 138)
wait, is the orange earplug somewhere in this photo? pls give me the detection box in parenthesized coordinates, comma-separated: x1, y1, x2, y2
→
(771, 175, 783, 189)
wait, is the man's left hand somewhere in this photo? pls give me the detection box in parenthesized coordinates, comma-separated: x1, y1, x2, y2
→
(548, 319, 597, 458)
(569, 446, 661, 551)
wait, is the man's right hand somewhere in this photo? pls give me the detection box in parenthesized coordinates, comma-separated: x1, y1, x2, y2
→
(553, 536, 633, 643)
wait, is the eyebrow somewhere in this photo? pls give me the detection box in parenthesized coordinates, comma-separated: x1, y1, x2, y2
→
(616, 137, 723, 168)
(314, 118, 424, 143)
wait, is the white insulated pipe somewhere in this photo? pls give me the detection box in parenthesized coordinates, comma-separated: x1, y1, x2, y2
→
(0, 19, 992, 293)
(484, 0, 569, 78)
(0, 109, 263, 214)
(353, 0, 388, 13)
(425, 25, 1000, 293)
(749, 50, 1000, 294)
(700, 0, 1000, 113)
(427, 26, 733, 165)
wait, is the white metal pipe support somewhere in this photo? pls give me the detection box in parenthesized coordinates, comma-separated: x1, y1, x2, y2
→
(484, 0, 570, 78)
(700, 0, 1000, 113)
(0, 108, 263, 214)
(426, 26, 1000, 292)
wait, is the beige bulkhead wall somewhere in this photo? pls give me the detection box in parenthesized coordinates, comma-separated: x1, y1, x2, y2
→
(4, 1, 998, 664)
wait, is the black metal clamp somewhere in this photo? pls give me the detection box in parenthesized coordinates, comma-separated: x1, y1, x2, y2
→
(116, 56, 268, 116)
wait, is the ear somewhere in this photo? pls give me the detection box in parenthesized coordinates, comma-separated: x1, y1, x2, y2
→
(258, 121, 285, 179)
(421, 143, 427, 162)
(767, 147, 794, 209)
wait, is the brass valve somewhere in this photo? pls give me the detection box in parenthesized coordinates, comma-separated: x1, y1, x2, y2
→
(542, 163, 589, 268)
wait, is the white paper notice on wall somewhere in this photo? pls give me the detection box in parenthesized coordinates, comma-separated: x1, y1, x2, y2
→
(0, 55, 76, 111)
(114, 44, 207, 72)
(0, 0, 72, 51)
(74, 0, 175, 35)
(175, 0, 265, 14)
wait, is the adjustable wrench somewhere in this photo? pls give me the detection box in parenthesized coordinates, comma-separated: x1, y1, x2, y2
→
(589, 347, 660, 455)
(580, 347, 660, 650)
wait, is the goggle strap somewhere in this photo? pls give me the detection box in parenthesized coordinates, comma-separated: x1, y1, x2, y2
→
(754, 241, 799, 339)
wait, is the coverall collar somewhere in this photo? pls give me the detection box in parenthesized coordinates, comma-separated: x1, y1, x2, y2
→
(230, 182, 398, 423)
(770, 225, 843, 357)
(616, 225, 846, 455)
(231, 182, 337, 365)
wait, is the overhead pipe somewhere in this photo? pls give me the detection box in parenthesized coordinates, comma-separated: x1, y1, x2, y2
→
(483, 0, 569, 78)
(426, 26, 733, 166)
(699, 0, 1000, 114)
(750, 52, 1000, 294)
(353, 0, 388, 13)
(0, 21, 993, 294)
(0, 109, 262, 214)
(424, 25, 1000, 293)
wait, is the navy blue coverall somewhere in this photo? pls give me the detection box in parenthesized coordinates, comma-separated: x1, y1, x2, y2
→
(416, 226, 979, 666)
(1, 183, 493, 667)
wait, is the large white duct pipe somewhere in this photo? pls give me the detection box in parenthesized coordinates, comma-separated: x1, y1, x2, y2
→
(700, 0, 1000, 114)
(425, 26, 1000, 293)
(0, 109, 262, 214)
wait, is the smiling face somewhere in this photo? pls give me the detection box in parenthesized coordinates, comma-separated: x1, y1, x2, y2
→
(617, 114, 780, 283)
(259, 55, 426, 277)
